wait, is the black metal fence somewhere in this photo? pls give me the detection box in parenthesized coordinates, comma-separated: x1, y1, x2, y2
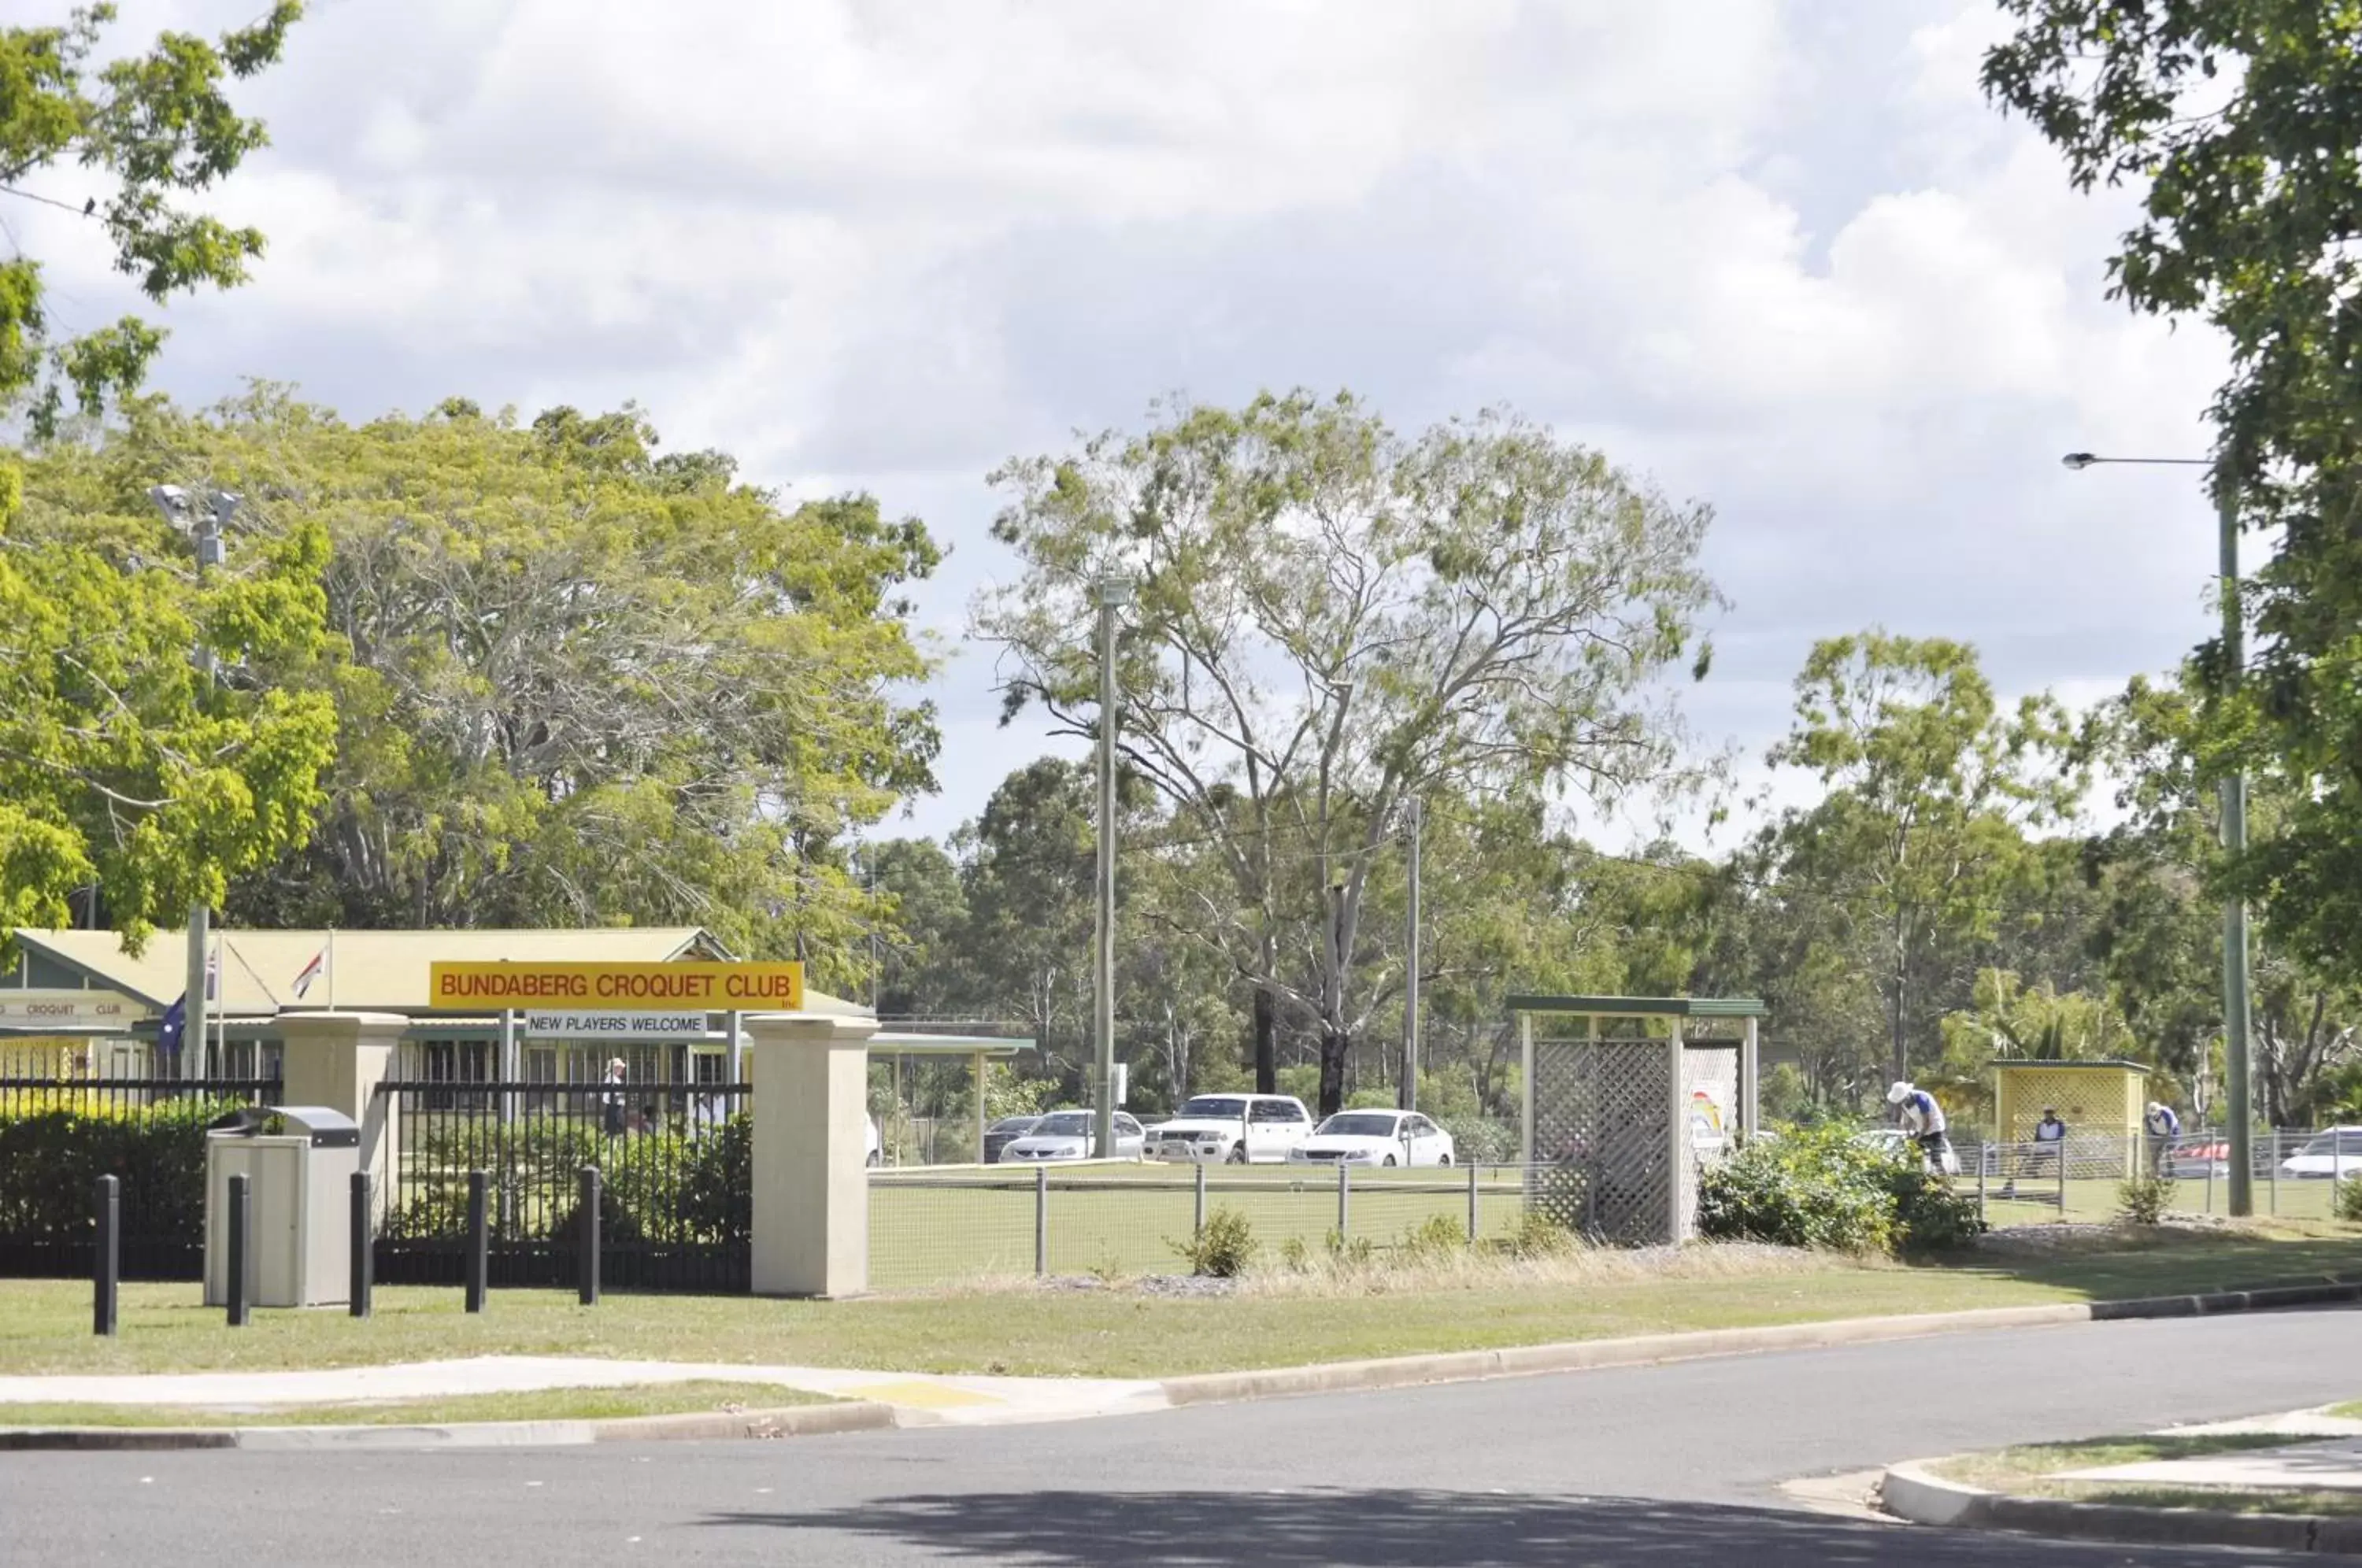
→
(372, 1078, 750, 1292)
(0, 1074, 282, 1280)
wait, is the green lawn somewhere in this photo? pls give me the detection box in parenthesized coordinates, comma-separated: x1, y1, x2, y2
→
(1926, 1431, 2362, 1518)
(1977, 1170, 2345, 1228)
(0, 1380, 830, 1429)
(3, 1223, 2357, 1381)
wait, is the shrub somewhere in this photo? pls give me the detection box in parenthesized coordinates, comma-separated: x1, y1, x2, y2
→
(1697, 1125, 1897, 1254)
(1494, 1206, 1578, 1260)
(1279, 1235, 1312, 1272)
(0, 1096, 248, 1248)
(1325, 1229, 1375, 1268)
(1172, 1206, 1257, 1278)
(1887, 1160, 1986, 1252)
(1396, 1212, 1470, 1263)
(2337, 1174, 2362, 1224)
(2119, 1172, 2178, 1226)
(1438, 1116, 1519, 1165)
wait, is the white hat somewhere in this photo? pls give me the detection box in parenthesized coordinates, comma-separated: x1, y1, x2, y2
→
(1886, 1082, 1912, 1105)
(609, 1057, 628, 1071)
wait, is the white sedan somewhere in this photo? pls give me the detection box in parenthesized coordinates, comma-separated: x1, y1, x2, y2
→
(2280, 1127, 2362, 1179)
(1286, 1110, 1455, 1167)
(1000, 1110, 1146, 1163)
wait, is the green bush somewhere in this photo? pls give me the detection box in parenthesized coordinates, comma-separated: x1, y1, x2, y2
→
(1697, 1123, 1983, 1256)
(1397, 1212, 1471, 1263)
(1493, 1206, 1578, 1260)
(0, 1096, 250, 1248)
(1172, 1206, 1257, 1277)
(1438, 1116, 1518, 1165)
(2119, 1172, 2177, 1226)
(2336, 1174, 2362, 1224)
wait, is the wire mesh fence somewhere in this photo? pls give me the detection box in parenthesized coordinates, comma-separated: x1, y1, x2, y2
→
(372, 1078, 750, 1292)
(867, 1162, 1542, 1290)
(1968, 1130, 2358, 1226)
(0, 1074, 282, 1279)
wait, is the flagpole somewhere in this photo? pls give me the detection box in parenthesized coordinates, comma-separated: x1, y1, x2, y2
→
(328, 928, 336, 1011)
(206, 932, 222, 1081)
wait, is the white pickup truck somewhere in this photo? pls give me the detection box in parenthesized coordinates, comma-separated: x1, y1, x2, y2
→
(1145, 1093, 1315, 1164)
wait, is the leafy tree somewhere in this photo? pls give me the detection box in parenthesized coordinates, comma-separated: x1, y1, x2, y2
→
(1, 6, 325, 952)
(859, 837, 970, 1018)
(1763, 631, 2082, 1085)
(1984, 5, 2362, 988)
(976, 391, 1717, 1114)
(26, 393, 939, 985)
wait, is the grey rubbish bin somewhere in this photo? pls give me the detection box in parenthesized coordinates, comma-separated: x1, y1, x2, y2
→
(204, 1106, 360, 1308)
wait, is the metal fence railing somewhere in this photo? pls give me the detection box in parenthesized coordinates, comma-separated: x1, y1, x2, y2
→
(1967, 1130, 2357, 1226)
(372, 1078, 750, 1292)
(0, 1074, 283, 1280)
(866, 1161, 1542, 1291)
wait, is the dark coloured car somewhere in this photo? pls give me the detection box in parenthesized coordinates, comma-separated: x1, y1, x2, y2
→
(983, 1115, 1043, 1164)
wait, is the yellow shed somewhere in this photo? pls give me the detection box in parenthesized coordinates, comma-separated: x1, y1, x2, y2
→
(1992, 1059, 2153, 1178)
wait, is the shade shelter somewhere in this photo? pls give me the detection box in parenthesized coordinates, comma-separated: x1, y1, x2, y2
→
(1506, 993, 1767, 1245)
(1991, 1058, 2153, 1180)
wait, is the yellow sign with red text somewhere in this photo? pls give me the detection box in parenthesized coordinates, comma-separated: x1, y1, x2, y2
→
(427, 961, 804, 1012)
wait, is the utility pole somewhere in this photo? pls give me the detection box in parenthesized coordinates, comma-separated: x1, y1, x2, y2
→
(1093, 576, 1131, 1159)
(150, 485, 234, 1083)
(2216, 481, 2254, 1217)
(2060, 453, 2253, 1215)
(1401, 798, 1422, 1113)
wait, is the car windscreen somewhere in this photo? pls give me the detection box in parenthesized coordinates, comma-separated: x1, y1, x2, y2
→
(1316, 1114, 1401, 1137)
(1031, 1114, 1090, 1137)
(989, 1118, 1038, 1133)
(1177, 1097, 1248, 1119)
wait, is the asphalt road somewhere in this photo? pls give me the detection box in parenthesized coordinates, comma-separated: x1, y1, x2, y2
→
(9, 1305, 2361, 1566)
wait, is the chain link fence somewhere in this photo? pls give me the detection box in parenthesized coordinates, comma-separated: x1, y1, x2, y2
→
(1970, 1129, 2358, 1226)
(868, 1163, 1542, 1290)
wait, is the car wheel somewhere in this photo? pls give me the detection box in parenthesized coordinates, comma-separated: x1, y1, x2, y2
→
(1383, 1155, 1397, 1167)
(1226, 1143, 1247, 1165)
(1439, 1152, 1453, 1167)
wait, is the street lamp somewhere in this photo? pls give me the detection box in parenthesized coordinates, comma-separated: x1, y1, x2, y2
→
(1093, 575, 1133, 1159)
(2060, 450, 2253, 1215)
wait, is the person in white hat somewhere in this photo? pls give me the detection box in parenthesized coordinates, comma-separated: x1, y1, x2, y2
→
(1887, 1080, 1956, 1174)
(602, 1057, 628, 1137)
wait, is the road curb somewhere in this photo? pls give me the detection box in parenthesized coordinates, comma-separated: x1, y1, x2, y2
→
(1879, 1458, 2362, 1555)
(1158, 1279, 2362, 1409)
(0, 1400, 898, 1452)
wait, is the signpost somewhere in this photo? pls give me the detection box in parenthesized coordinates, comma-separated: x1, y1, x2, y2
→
(519, 1011, 712, 1041)
(0, 990, 147, 1030)
(425, 961, 804, 1012)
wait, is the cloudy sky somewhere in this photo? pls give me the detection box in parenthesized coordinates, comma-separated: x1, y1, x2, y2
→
(20, 0, 2228, 848)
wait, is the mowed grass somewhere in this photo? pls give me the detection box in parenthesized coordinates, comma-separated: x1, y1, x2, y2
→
(0, 1380, 831, 1429)
(4, 1222, 2360, 1381)
(1979, 1170, 2347, 1229)
(1926, 1431, 2362, 1518)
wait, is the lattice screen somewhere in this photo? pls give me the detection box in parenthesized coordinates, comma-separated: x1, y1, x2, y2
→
(1531, 1036, 1741, 1245)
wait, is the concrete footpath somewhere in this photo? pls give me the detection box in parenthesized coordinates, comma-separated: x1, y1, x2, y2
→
(1883, 1406, 2362, 1555)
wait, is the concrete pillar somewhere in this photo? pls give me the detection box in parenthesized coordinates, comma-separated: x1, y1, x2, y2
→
(274, 1011, 406, 1211)
(1740, 1016, 1760, 1142)
(746, 1012, 878, 1297)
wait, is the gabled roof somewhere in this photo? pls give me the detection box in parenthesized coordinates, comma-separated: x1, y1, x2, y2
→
(15, 926, 732, 1015)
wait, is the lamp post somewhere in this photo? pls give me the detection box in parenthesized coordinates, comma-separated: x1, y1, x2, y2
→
(1093, 575, 1133, 1159)
(2060, 451, 2253, 1216)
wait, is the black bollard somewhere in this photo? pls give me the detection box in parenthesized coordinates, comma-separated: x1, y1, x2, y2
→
(93, 1175, 119, 1337)
(350, 1170, 373, 1319)
(578, 1166, 601, 1307)
(226, 1172, 250, 1328)
(464, 1169, 488, 1314)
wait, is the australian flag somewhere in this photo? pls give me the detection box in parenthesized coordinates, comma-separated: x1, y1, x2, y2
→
(157, 993, 187, 1071)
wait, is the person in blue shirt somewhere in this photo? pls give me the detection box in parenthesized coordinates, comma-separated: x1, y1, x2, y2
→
(2144, 1100, 2182, 1174)
(1887, 1081, 1957, 1174)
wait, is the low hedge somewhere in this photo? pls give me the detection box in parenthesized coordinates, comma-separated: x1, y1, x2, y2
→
(1697, 1123, 1983, 1255)
(0, 1097, 250, 1244)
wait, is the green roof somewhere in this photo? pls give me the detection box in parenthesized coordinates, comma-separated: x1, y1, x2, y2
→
(1505, 994, 1768, 1019)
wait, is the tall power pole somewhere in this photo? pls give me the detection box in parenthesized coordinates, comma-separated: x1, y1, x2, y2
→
(151, 485, 233, 1082)
(1401, 799, 1422, 1112)
(1093, 576, 1131, 1159)
(2217, 483, 2254, 1217)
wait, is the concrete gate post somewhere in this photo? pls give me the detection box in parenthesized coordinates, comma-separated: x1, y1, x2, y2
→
(746, 1012, 878, 1297)
(273, 1011, 406, 1202)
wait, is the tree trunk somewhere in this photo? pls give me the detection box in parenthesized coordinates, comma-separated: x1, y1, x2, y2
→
(1253, 986, 1276, 1094)
(1317, 1023, 1349, 1117)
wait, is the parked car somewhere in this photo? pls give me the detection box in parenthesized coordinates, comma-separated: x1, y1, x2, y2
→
(2280, 1127, 2362, 1180)
(1000, 1110, 1146, 1163)
(2163, 1137, 2230, 1179)
(1852, 1129, 1909, 1157)
(1286, 1109, 1455, 1167)
(981, 1115, 1042, 1164)
(1145, 1094, 1314, 1164)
